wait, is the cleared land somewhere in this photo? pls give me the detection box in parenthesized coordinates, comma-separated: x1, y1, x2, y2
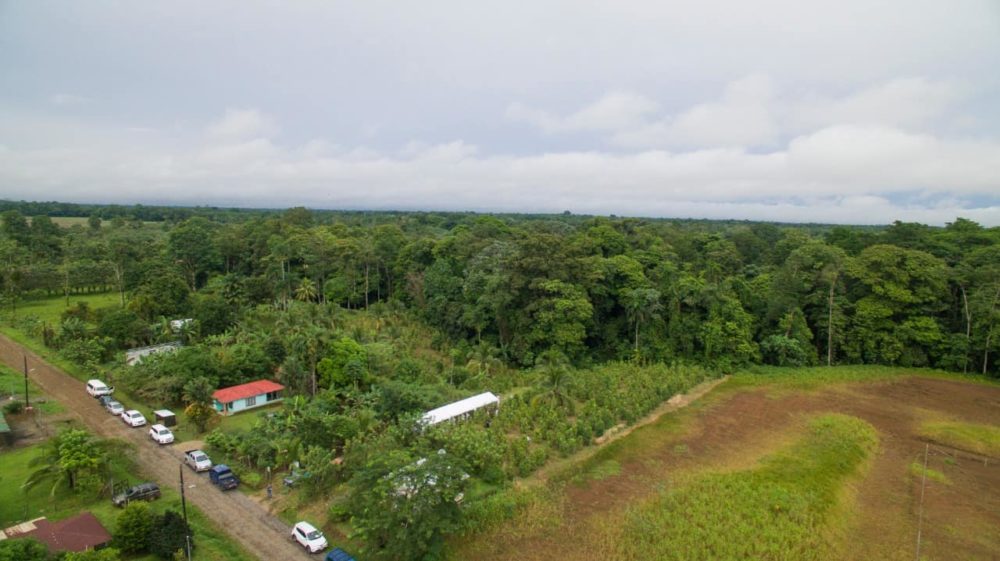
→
(451, 371, 1000, 561)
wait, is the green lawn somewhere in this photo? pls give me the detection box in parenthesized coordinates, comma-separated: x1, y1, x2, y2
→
(12, 292, 123, 326)
(0, 364, 63, 415)
(0, 440, 252, 561)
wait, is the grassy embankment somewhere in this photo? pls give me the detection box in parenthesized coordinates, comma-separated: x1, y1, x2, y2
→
(729, 364, 1000, 392)
(918, 421, 1000, 457)
(595, 414, 878, 561)
(0, 441, 252, 561)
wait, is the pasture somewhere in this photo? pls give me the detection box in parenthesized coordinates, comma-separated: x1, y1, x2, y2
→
(450, 369, 1000, 561)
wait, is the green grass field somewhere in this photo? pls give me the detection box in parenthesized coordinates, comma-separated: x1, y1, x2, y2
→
(45, 216, 162, 229)
(919, 421, 1000, 457)
(12, 292, 123, 325)
(0, 364, 64, 415)
(598, 414, 878, 561)
(730, 364, 999, 391)
(0, 440, 251, 561)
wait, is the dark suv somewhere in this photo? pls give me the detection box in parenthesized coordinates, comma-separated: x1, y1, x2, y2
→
(112, 482, 161, 507)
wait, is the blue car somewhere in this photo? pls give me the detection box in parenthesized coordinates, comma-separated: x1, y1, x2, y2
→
(324, 548, 355, 561)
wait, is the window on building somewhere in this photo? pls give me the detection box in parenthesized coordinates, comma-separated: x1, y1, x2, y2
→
(246, 396, 256, 407)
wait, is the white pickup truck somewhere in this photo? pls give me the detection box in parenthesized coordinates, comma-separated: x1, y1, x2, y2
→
(184, 449, 212, 472)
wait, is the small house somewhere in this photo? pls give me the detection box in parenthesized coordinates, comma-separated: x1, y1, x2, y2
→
(1, 512, 112, 553)
(421, 392, 500, 426)
(212, 380, 285, 416)
(125, 342, 181, 366)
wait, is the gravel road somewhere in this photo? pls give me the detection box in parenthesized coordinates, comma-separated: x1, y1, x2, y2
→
(0, 333, 318, 561)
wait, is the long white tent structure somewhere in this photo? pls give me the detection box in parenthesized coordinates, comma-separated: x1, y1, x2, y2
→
(421, 392, 500, 426)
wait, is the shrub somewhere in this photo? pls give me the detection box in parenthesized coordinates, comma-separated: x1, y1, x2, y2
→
(149, 510, 192, 560)
(3, 400, 24, 415)
(115, 502, 155, 554)
(240, 471, 263, 489)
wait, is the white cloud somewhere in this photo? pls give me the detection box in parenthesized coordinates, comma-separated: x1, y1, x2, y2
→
(3, 1, 999, 226)
(507, 92, 659, 134)
(788, 77, 968, 132)
(518, 76, 975, 151)
(613, 75, 779, 149)
(205, 108, 277, 140)
(0, 108, 997, 226)
(48, 93, 90, 106)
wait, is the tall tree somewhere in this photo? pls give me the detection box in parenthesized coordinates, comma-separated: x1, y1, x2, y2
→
(622, 287, 662, 355)
(23, 429, 104, 492)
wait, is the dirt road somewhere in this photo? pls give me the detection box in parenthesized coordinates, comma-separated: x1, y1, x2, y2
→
(0, 333, 315, 561)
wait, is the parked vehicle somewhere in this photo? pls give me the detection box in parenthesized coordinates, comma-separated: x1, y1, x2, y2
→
(97, 395, 115, 407)
(104, 400, 124, 415)
(283, 469, 311, 488)
(291, 521, 328, 553)
(149, 424, 174, 444)
(325, 548, 356, 561)
(121, 409, 147, 427)
(184, 449, 212, 472)
(112, 482, 160, 507)
(209, 464, 239, 490)
(86, 379, 114, 398)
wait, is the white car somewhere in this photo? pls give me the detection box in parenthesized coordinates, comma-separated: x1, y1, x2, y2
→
(86, 379, 114, 398)
(291, 521, 328, 553)
(105, 400, 125, 415)
(121, 410, 147, 427)
(149, 424, 174, 444)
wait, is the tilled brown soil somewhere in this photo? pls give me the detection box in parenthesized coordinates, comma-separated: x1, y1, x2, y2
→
(0, 333, 314, 561)
(460, 376, 1000, 561)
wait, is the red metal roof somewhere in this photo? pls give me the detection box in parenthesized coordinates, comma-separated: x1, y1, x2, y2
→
(212, 380, 285, 403)
(4, 512, 112, 552)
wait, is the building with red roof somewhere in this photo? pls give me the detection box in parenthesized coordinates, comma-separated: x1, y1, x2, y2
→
(212, 380, 285, 416)
(1, 512, 112, 553)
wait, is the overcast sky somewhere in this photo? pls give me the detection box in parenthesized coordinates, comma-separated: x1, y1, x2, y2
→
(2, 1, 999, 225)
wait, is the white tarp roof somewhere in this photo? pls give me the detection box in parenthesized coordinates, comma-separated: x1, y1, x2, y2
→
(421, 392, 499, 426)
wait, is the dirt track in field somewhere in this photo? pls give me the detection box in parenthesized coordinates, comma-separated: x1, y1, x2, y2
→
(460, 376, 1000, 561)
(0, 333, 314, 561)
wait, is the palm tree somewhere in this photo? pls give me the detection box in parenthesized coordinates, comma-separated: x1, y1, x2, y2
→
(295, 277, 318, 303)
(531, 349, 574, 413)
(23, 429, 104, 494)
(623, 288, 663, 354)
(466, 343, 503, 379)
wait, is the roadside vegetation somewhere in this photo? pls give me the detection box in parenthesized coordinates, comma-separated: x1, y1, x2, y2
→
(1, 201, 998, 559)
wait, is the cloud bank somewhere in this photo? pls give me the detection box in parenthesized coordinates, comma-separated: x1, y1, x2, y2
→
(1, 1, 998, 225)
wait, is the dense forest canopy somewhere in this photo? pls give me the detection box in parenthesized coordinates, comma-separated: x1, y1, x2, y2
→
(1, 200, 998, 376)
(3, 200, 999, 560)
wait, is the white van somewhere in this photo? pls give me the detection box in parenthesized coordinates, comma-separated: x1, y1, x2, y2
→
(86, 379, 114, 397)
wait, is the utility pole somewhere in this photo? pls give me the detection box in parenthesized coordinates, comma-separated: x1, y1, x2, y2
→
(179, 464, 193, 561)
(22, 354, 29, 409)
